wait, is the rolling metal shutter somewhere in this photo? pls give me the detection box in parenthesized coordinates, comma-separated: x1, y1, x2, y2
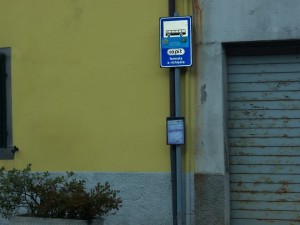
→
(228, 53, 300, 225)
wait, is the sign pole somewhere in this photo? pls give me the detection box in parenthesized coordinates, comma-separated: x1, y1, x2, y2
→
(160, 13, 192, 225)
(175, 67, 183, 225)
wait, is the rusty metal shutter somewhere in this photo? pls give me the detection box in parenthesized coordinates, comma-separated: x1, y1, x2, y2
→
(228, 53, 300, 225)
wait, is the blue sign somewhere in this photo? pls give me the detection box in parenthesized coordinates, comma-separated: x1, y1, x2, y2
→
(160, 16, 192, 68)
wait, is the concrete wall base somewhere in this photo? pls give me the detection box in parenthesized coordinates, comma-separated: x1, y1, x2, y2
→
(194, 173, 229, 225)
(0, 172, 173, 225)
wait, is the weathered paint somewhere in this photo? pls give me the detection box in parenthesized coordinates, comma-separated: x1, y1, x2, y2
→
(195, 0, 300, 224)
(228, 52, 300, 224)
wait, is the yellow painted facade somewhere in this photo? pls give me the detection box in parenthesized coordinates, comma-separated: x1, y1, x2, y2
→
(0, 0, 195, 172)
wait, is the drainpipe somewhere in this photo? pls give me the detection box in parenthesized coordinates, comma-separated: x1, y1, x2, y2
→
(168, 0, 177, 225)
(183, 0, 193, 224)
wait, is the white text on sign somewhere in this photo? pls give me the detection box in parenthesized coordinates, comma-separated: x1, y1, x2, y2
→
(167, 48, 185, 56)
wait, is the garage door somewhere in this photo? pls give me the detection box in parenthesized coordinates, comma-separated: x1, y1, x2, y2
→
(228, 51, 300, 225)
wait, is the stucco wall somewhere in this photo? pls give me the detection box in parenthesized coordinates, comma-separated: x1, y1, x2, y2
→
(196, 0, 300, 175)
(0, 0, 170, 172)
(0, 0, 198, 224)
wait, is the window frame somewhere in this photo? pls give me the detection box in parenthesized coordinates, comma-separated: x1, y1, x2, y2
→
(0, 48, 14, 159)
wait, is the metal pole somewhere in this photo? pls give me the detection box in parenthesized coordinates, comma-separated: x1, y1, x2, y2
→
(175, 67, 183, 225)
(169, 3, 177, 224)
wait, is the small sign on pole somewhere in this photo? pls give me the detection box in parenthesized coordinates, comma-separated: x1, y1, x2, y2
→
(160, 16, 192, 68)
(167, 117, 185, 145)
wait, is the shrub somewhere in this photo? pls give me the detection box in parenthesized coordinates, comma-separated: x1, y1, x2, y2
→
(0, 164, 122, 224)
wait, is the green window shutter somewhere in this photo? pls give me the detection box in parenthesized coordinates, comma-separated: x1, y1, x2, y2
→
(0, 54, 7, 148)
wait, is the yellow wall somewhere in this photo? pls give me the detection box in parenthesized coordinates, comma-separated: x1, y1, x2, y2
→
(0, 0, 195, 173)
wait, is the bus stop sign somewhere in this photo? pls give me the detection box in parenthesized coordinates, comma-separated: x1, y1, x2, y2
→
(160, 16, 192, 68)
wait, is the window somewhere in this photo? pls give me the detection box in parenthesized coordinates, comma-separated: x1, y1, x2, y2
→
(0, 48, 13, 159)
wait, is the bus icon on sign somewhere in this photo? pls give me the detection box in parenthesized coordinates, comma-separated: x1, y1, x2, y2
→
(163, 19, 189, 38)
(166, 29, 186, 37)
